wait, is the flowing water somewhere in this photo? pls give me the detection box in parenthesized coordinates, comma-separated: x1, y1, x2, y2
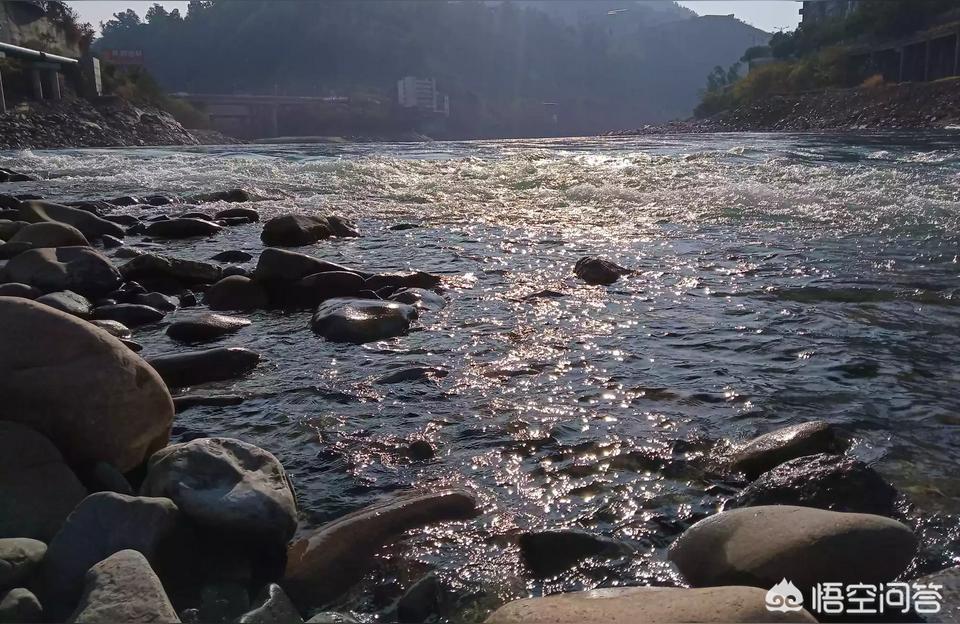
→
(4, 132, 960, 620)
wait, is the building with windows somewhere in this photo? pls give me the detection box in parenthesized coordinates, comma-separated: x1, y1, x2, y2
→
(397, 76, 449, 117)
(798, 1, 862, 26)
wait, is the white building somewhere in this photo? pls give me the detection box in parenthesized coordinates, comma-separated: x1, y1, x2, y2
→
(398, 76, 449, 116)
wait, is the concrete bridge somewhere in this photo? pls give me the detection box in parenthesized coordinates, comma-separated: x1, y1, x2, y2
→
(170, 93, 351, 139)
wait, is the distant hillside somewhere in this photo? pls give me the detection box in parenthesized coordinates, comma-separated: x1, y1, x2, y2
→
(93, 0, 767, 138)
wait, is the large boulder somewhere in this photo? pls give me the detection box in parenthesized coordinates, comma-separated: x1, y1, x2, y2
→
(0, 298, 174, 471)
(119, 253, 223, 287)
(0, 422, 87, 542)
(10, 222, 89, 248)
(141, 438, 297, 548)
(147, 347, 261, 388)
(18, 201, 125, 240)
(283, 490, 478, 606)
(0, 538, 46, 588)
(311, 298, 418, 343)
(205, 276, 268, 311)
(573, 257, 632, 285)
(166, 314, 251, 343)
(730, 421, 845, 479)
(485, 586, 817, 624)
(68, 550, 180, 624)
(253, 248, 366, 284)
(36, 493, 180, 617)
(730, 453, 899, 516)
(261, 215, 332, 247)
(668, 506, 917, 590)
(1, 247, 121, 297)
(144, 218, 223, 239)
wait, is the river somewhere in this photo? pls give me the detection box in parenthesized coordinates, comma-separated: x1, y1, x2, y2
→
(4, 132, 960, 620)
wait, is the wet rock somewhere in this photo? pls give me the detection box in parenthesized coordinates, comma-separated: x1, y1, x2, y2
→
(119, 253, 223, 288)
(0, 588, 42, 623)
(102, 214, 139, 227)
(120, 339, 144, 352)
(377, 367, 447, 385)
(179, 291, 198, 307)
(145, 218, 223, 239)
(132, 291, 178, 312)
(326, 215, 360, 238)
(574, 256, 632, 285)
(106, 196, 143, 207)
(126, 222, 147, 235)
(112, 246, 143, 259)
(212, 250, 253, 263)
(405, 440, 436, 461)
(145, 195, 178, 207)
(0, 282, 41, 298)
(88, 319, 132, 338)
(100, 234, 123, 249)
(668, 505, 917, 590)
(912, 566, 960, 623)
(222, 266, 247, 279)
(178, 211, 214, 220)
(283, 489, 478, 606)
(66, 201, 112, 216)
(364, 271, 441, 292)
(237, 584, 302, 624)
(147, 347, 261, 388)
(390, 223, 420, 231)
(18, 201, 125, 240)
(205, 276, 269, 311)
(2, 247, 122, 297)
(261, 214, 337, 247)
(253, 248, 364, 283)
(216, 207, 259, 223)
(389, 288, 446, 311)
(68, 550, 180, 624)
(141, 438, 297, 548)
(84, 462, 134, 496)
(198, 582, 249, 624)
(396, 574, 440, 623)
(305, 614, 357, 624)
(37, 493, 180, 617)
(10, 222, 89, 248)
(0, 194, 20, 209)
(92, 303, 166, 327)
(0, 220, 25, 240)
(730, 421, 845, 479)
(293, 271, 365, 307)
(485, 586, 817, 624)
(730, 453, 899, 516)
(311, 298, 418, 343)
(189, 189, 253, 204)
(0, 241, 30, 259)
(0, 168, 35, 182)
(36, 290, 93, 318)
(519, 530, 631, 577)
(0, 539, 46, 588)
(173, 395, 246, 411)
(0, 298, 173, 471)
(167, 314, 251, 343)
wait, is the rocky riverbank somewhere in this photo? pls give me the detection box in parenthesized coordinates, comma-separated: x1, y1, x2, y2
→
(0, 166, 957, 623)
(609, 78, 960, 135)
(0, 97, 239, 150)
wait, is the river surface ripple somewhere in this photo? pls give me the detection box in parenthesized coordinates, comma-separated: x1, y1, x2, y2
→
(4, 132, 960, 620)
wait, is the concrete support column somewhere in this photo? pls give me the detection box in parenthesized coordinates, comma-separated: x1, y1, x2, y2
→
(30, 69, 43, 100)
(46, 70, 61, 100)
(0, 69, 6, 115)
(268, 104, 279, 138)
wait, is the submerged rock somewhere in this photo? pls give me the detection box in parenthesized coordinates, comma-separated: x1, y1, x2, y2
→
(311, 298, 418, 343)
(172, 394, 246, 411)
(147, 347, 261, 388)
(668, 505, 917, 590)
(2, 247, 122, 297)
(211, 250, 254, 263)
(145, 218, 223, 239)
(0, 298, 173, 472)
(167, 314, 252, 343)
(68, 550, 180, 624)
(283, 490, 478, 607)
(141, 438, 297, 548)
(205, 276, 269, 311)
(10, 222, 89, 248)
(485, 586, 816, 624)
(731, 453, 899, 516)
(574, 256, 632, 285)
(519, 530, 631, 577)
(730, 420, 845, 478)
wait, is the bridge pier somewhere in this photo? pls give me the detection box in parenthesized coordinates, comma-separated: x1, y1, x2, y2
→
(30, 68, 43, 100)
(267, 104, 279, 138)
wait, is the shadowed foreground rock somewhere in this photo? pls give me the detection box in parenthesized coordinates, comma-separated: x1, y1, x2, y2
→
(2, 247, 122, 297)
(0, 588, 42, 623)
(283, 490, 478, 608)
(668, 505, 917, 590)
(0, 297, 174, 472)
(484, 586, 817, 623)
(730, 420, 845, 479)
(68, 550, 179, 624)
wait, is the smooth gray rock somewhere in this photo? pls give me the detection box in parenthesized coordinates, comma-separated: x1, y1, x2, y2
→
(147, 348, 261, 387)
(92, 303, 165, 326)
(0, 422, 87, 542)
(68, 550, 180, 624)
(0, 588, 42, 623)
(311, 298, 417, 343)
(132, 292, 179, 312)
(145, 218, 223, 239)
(10, 222, 89, 248)
(0, 539, 46, 588)
(237, 584, 302, 624)
(730, 421, 845, 478)
(36, 290, 93, 318)
(37, 493, 180, 617)
(2, 247, 121, 297)
(668, 505, 918, 590)
(166, 314, 251, 343)
(141, 438, 296, 548)
(18, 201, 125, 240)
(204, 276, 268, 311)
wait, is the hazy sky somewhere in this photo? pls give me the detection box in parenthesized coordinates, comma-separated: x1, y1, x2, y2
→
(74, 1, 801, 33)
